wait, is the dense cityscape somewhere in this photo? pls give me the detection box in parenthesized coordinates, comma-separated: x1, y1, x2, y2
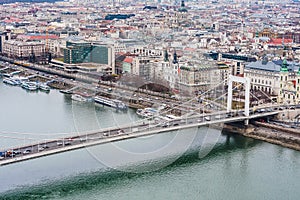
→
(0, 0, 300, 199)
(0, 0, 299, 101)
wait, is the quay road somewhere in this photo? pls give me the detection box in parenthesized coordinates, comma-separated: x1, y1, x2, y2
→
(58, 77, 210, 114)
(0, 58, 224, 114)
(0, 109, 280, 166)
(0, 57, 221, 113)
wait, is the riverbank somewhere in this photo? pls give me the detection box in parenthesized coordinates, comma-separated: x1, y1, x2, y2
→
(0, 58, 180, 110)
(2, 57, 300, 152)
(224, 122, 300, 151)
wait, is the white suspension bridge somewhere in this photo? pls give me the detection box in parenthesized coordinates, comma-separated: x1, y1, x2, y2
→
(0, 76, 293, 166)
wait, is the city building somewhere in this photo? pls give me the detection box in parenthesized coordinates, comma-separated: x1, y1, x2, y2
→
(2, 39, 45, 59)
(0, 31, 11, 54)
(244, 59, 300, 103)
(178, 60, 231, 94)
(63, 40, 115, 73)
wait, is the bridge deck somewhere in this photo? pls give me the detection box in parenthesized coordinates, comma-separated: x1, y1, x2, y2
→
(0, 111, 279, 166)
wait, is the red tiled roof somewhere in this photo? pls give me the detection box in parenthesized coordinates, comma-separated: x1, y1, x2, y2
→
(17, 34, 59, 40)
(3, 17, 20, 23)
(268, 38, 293, 45)
(124, 57, 133, 63)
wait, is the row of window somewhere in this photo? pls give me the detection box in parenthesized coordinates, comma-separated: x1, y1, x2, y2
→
(251, 85, 273, 94)
(281, 93, 297, 100)
(251, 78, 272, 85)
(281, 76, 288, 82)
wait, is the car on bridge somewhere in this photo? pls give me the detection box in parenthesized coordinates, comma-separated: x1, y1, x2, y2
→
(64, 142, 71, 146)
(103, 132, 109, 136)
(117, 129, 125, 134)
(226, 112, 234, 117)
(172, 122, 179, 126)
(204, 116, 211, 121)
(13, 150, 22, 155)
(0, 152, 5, 159)
(57, 141, 63, 146)
(257, 108, 266, 113)
(23, 149, 31, 154)
(161, 122, 170, 128)
(38, 146, 45, 151)
(215, 115, 223, 119)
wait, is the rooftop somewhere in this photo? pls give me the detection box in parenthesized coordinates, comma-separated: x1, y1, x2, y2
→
(246, 61, 281, 72)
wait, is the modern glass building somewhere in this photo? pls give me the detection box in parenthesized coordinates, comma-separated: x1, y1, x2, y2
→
(64, 41, 92, 64)
(64, 41, 111, 65)
(90, 45, 109, 65)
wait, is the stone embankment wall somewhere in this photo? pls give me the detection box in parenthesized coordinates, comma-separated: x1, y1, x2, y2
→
(276, 109, 300, 121)
(224, 122, 300, 151)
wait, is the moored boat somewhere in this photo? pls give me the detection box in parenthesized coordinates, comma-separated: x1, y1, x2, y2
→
(39, 84, 50, 92)
(94, 96, 127, 111)
(71, 93, 93, 102)
(59, 89, 73, 94)
(21, 82, 38, 91)
(2, 78, 19, 86)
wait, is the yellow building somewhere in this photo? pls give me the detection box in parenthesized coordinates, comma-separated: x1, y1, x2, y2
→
(278, 60, 300, 104)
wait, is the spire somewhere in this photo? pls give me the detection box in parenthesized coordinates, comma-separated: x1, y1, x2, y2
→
(262, 56, 268, 65)
(281, 58, 288, 72)
(164, 49, 169, 62)
(173, 51, 178, 64)
(178, 0, 187, 12)
(181, 0, 185, 7)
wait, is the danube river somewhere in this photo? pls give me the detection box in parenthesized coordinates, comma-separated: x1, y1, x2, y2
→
(0, 80, 300, 200)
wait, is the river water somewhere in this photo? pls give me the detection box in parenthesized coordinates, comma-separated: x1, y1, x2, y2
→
(0, 80, 300, 200)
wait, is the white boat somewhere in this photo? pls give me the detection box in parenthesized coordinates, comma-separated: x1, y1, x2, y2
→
(21, 82, 38, 91)
(39, 84, 50, 92)
(136, 107, 158, 118)
(94, 96, 127, 111)
(3, 78, 19, 86)
(71, 93, 93, 102)
(3, 73, 11, 78)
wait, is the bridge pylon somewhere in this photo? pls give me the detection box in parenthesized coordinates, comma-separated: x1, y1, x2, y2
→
(227, 75, 251, 125)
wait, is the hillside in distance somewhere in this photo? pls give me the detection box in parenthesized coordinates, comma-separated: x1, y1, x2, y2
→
(0, 0, 61, 4)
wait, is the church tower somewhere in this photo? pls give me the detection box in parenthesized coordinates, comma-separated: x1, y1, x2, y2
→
(279, 59, 289, 103)
(296, 67, 300, 103)
(164, 49, 169, 62)
(173, 51, 178, 64)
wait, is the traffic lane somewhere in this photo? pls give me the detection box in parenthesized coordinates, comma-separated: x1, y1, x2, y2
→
(1, 109, 278, 160)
